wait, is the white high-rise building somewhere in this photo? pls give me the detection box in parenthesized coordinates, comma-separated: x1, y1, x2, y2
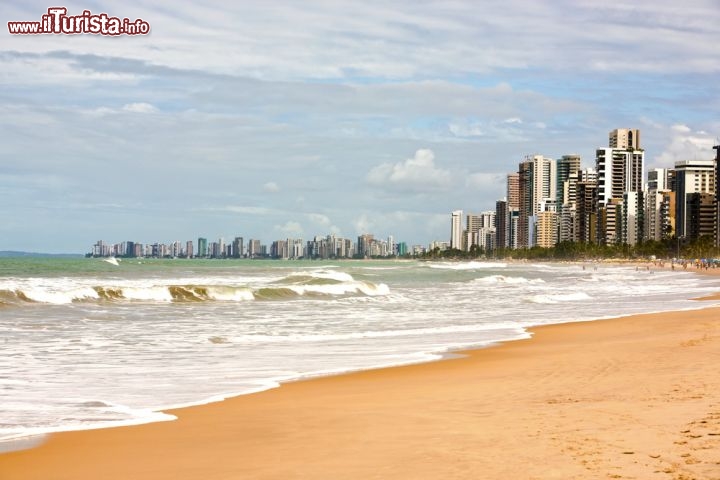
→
(596, 148, 644, 207)
(595, 135, 644, 244)
(621, 191, 643, 246)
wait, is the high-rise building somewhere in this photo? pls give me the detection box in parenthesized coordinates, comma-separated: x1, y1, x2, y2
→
(247, 239, 262, 258)
(715, 145, 720, 247)
(595, 148, 644, 207)
(357, 233, 374, 258)
(232, 237, 244, 258)
(674, 159, 715, 238)
(647, 168, 670, 191)
(506, 173, 520, 210)
(536, 211, 558, 248)
(621, 191, 644, 246)
(686, 192, 716, 241)
(495, 200, 508, 249)
(556, 154, 581, 207)
(645, 168, 672, 241)
(609, 128, 640, 149)
(465, 213, 482, 251)
(517, 155, 556, 248)
(595, 136, 644, 244)
(197, 237, 208, 258)
(660, 191, 676, 239)
(450, 210, 463, 250)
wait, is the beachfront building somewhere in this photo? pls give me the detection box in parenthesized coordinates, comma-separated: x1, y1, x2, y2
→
(506, 172, 520, 210)
(536, 211, 558, 248)
(595, 130, 644, 245)
(197, 238, 208, 258)
(686, 192, 716, 242)
(609, 128, 641, 149)
(247, 239, 262, 258)
(674, 159, 715, 239)
(715, 145, 720, 247)
(620, 191, 644, 246)
(644, 168, 673, 241)
(556, 154, 581, 207)
(495, 200, 508, 249)
(450, 210, 463, 250)
(517, 155, 557, 248)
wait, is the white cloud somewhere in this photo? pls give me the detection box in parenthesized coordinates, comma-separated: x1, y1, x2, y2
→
(671, 124, 692, 133)
(122, 103, 158, 114)
(203, 206, 279, 215)
(263, 182, 280, 193)
(274, 221, 303, 237)
(353, 213, 374, 235)
(653, 124, 717, 167)
(448, 122, 484, 137)
(306, 213, 342, 236)
(366, 149, 452, 192)
(306, 213, 331, 226)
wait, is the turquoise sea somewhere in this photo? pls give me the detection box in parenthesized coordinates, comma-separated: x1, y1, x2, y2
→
(2, 257, 719, 450)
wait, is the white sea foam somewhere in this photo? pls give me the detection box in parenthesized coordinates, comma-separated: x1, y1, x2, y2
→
(427, 261, 507, 270)
(121, 286, 174, 302)
(20, 286, 100, 304)
(473, 275, 545, 285)
(288, 269, 355, 283)
(206, 286, 255, 301)
(526, 292, 592, 304)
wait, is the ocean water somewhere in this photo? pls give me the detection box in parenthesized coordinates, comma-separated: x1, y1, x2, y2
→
(1, 257, 719, 450)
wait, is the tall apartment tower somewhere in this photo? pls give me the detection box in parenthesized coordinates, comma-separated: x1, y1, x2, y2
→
(506, 173, 520, 210)
(517, 155, 557, 248)
(595, 130, 644, 244)
(609, 128, 640, 149)
(716, 145, 720, 247)
(645, 168, 672, 241)
(232, 236, 244, 258)
(556, 154, 581, 207)
(674, 159, 716, 238)
(495, 199, 508, 249)
(502, 173, 520, 250)
(450, 210, 463, 250)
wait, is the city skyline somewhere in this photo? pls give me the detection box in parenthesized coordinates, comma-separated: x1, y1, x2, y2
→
(451, 128, 720, 254)
(89, 231, 415, 259)
(1, 1, 719, 253)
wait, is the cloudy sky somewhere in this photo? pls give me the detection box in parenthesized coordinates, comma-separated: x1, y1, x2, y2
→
(1, 1, 719, 253)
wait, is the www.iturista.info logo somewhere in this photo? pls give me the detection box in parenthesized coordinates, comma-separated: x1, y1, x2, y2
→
(8, 7, 150, 35)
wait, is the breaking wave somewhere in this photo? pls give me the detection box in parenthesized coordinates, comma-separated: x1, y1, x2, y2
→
(0, 270, 389, 306)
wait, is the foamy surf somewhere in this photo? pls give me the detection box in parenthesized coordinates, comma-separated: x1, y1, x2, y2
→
(427, 261, 508, 270)
(0, 269, 390, 305)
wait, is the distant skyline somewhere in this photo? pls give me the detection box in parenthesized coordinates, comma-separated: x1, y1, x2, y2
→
(1, 1, 719, 253)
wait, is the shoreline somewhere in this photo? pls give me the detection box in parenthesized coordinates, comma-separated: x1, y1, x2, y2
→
(2, 296, 720, 478)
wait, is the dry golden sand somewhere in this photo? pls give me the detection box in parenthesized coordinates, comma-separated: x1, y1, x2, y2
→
(2, 294, 720, 478)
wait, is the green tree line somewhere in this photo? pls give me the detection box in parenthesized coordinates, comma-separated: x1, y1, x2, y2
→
(421, 236, 719, 261)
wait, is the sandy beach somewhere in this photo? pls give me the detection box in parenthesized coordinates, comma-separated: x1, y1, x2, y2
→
(3, 298, 720, 479)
